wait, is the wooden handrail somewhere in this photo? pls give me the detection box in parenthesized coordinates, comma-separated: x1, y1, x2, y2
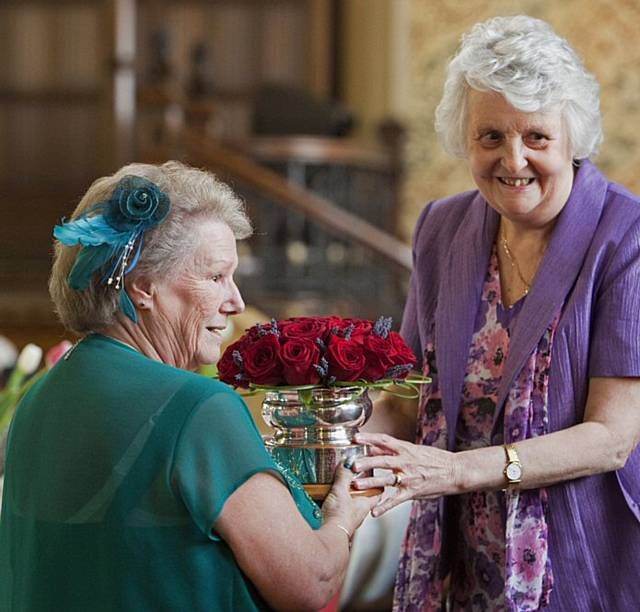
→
(147, 127, 412, 272)
(227, 136, 394, 171)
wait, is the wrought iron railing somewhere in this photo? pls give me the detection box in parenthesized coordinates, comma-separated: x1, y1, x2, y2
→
(144, 128, 412, 322)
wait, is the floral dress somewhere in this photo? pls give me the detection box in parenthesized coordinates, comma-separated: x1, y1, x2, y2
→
(448, 248, 525, 610)
(394, 247, 527, 611)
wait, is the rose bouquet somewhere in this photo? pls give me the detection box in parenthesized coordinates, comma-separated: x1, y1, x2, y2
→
(218, 315, 423, 394)
(218, 316, 427, 500)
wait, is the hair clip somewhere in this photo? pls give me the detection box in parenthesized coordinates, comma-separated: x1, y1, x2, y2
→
(53, 175, 170, 323)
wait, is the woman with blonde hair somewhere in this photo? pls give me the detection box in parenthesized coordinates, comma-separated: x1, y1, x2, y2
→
(0, 160, 378, 611)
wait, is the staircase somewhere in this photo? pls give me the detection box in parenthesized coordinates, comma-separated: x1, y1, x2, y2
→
(143, 127, 412, 325)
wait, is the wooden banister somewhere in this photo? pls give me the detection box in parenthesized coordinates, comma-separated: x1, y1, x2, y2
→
(228, 136, 393, 171)
(147, 127, 412, 272)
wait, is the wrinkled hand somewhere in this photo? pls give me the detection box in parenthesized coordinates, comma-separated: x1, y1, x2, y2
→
(322, 462, 381, 536)
(349, 432, 458, 517)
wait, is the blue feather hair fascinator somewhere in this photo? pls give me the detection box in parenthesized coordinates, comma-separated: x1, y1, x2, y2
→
(53, 175, 171, 323)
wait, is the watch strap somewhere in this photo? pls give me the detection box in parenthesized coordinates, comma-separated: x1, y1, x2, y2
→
(504, 443, 519, 464)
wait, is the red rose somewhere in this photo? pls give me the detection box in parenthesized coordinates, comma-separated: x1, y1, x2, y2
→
(279, 317, 329, 341)
(217, 338, 249, 387)
(387, 331, 417, 373)
(242, 333, 284, 385)
(326, 336, 366, 381)
(280, 337, 322, 385)
(327, 317, 373, 343)
(361, 334, 396, 380)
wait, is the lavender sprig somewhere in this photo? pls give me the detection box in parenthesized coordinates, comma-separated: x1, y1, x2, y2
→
(330, 323, 355, 340)
(343, 323, 355, 340)
(232, 350, 248, 385)
(270, 318, 280, 338)
(373, 316, 393, 339)
(256, 319, 280, 338)
(312, 356, 330, 382)
(384, 364, 413, 379)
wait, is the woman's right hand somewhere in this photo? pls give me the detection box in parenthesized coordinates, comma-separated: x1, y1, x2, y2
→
(322, 462, 381, 540)
(348, 432, 459, 517)
(215, 465, 379, 611)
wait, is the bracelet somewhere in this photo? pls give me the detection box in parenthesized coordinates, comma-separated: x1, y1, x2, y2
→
(333, 523, 353, 549)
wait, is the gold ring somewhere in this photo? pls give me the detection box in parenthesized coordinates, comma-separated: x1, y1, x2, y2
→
(393, 472, 403, 487)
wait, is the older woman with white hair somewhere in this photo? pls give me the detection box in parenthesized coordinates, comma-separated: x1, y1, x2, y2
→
(0, 161, 378, 611)
(351, 15, 640, 611)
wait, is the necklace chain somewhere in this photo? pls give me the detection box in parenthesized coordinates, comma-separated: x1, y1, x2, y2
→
(500, 229, 532, 295)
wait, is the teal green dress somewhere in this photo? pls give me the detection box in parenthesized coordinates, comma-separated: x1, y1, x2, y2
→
(0, 334, 321, 611)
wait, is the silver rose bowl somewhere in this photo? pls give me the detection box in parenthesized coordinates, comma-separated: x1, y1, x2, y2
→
(262, 386, 374, 497)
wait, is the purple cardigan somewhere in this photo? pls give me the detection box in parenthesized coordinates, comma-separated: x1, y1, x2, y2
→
(400, 161, 640, 609)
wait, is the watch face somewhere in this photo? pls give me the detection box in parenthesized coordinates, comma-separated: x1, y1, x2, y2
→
(506, 462, 522, 481)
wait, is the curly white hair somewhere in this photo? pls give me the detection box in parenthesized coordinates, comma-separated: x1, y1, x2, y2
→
(435, 15, 602, 160)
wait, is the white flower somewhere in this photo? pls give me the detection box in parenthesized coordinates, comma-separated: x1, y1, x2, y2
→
(0, 336, 17, 370)
(16, 343, 43, 375)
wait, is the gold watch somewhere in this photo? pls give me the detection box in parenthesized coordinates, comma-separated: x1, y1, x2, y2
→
(503, 443, 523, 485)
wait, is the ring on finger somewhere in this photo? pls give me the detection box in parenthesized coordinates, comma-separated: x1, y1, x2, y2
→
(393, 472, 404, 487)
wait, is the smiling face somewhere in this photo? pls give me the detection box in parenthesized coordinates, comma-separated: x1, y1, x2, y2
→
(150, 219, 245, 370)
(466, 89, 575, 228)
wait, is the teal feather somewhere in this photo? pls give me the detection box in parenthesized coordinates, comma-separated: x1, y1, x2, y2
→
(53, 175, 171, 325)
(54, 215, 131, 247)
(119, 289, 138, 323)
(68, 244, 117, 290)
(57, 212, 135, 290)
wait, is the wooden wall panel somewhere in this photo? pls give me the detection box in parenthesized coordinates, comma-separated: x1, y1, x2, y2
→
(259, 3, 307, 87)
(1, 0, 339, 338)
(51, 6, 101, 89)
(136, 0, 332, 139)
(0, 1, 109, 336)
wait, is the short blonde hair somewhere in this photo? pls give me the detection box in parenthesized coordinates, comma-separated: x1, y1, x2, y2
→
(49, 161, 252, 334)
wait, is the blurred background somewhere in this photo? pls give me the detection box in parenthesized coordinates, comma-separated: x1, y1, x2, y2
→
(1, 0, 639, 352)
(0, 1, 639, 609)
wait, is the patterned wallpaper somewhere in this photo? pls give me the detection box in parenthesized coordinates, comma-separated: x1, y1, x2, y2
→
(400, 0, 640, 240)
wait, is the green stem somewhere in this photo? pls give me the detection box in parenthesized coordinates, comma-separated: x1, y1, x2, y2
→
(218, 375, 431, 401)
(4, 367, 26, 395)
(0, 368, 46, 432)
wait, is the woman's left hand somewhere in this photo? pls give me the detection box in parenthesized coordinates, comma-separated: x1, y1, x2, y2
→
(349, 432, 458, 517)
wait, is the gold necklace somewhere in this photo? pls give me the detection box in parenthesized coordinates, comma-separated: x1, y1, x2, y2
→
(500, 229, 531, 295)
